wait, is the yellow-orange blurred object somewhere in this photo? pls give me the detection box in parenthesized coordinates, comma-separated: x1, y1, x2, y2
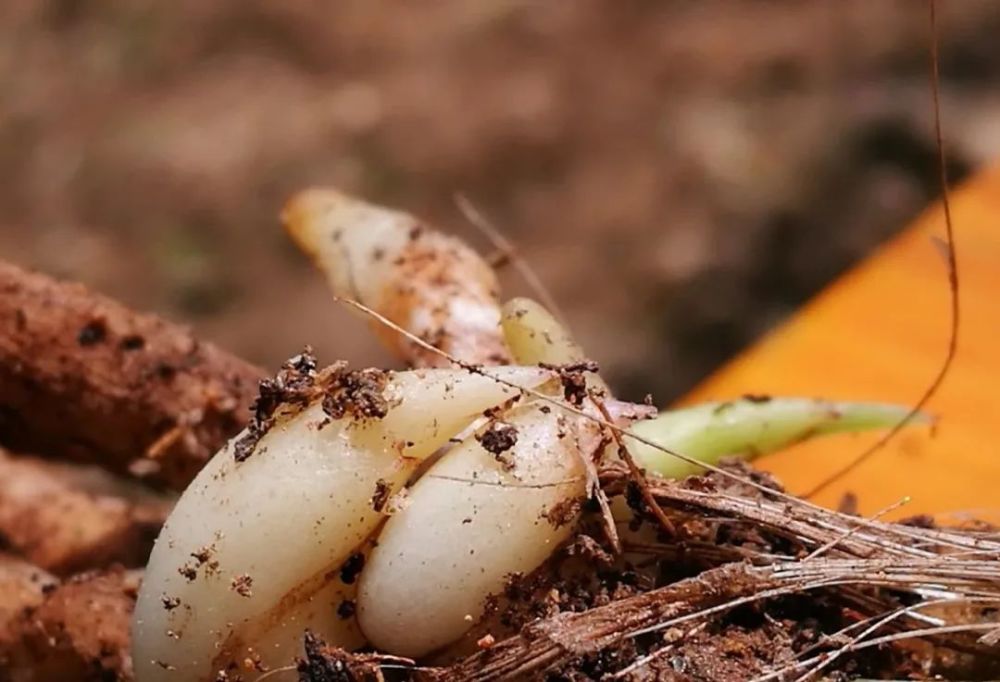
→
(682, 164, 1000, 519)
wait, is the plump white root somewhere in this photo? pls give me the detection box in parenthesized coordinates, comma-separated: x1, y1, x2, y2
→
(357, 400, 603, 658)
(501, 297, 583, 367)
(131, 366, 549, 682)
(501, 297, 608, 393)
(233, 546, 369, 675)
(502, 296, 671, 575)
(283, 188, 510, 368)
(628, 398, 931, 479)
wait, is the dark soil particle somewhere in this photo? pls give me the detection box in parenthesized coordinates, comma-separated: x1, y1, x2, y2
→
(899, 513, 937, 528)
(562, 534, 614, 567)
(230, 573, 253, 597)
(370, 479, 392, 513)
(475, 421, 518, 469)
(234, 348, 391, 463)
(321, 367, 390, 421)
(337, 599, 356, 619)
(234, 347, 322, 462)
(119, 334, 146, 351)
(539, 361, 600, 406)
(297, 631, 354, 682)
(338, 553, 366, 585)
(541, 496, 583, 529)
(77, 319, 108, 346)
(190, 545, 214, 565)
(624, 480, 646, 515)
(297, 631, 382, 682)
(154, 361, 177, 381)
(232, 428, 260, 463)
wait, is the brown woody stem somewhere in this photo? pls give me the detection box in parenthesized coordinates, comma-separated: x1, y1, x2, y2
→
(0, 260, 264, 489)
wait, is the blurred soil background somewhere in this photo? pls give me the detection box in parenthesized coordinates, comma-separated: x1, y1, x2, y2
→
(2, 0, 999, 403)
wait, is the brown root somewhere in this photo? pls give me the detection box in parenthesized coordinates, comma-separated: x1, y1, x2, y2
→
(0, 554, 58, 648)
(0, 565, 138, 681)
(0, 449, 170, 575)
(0, 260, 265, 489)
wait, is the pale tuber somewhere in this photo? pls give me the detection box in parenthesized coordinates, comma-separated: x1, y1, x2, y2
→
(131, 365, 548, 681)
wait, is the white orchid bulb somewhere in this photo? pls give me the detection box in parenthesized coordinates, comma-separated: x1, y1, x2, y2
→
(356, 399, 601, 657)
(283, 189, 510, 367)
(132, 365, 548, 681)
